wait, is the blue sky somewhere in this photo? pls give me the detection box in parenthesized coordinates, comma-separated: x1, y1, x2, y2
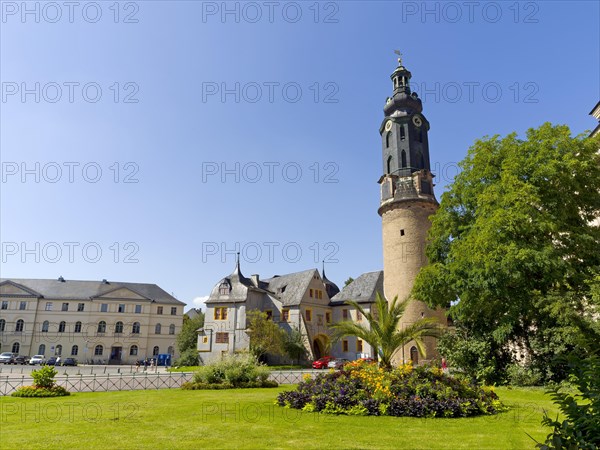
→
(1, 1, 599, 310)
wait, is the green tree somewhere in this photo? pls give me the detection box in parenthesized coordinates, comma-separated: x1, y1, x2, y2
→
(413, 124, 600, 382)
(330, 292, 442, 370)
(246, 310, 285, 361)
(283, 327, 308, 364)
(176, 310, 205, 365)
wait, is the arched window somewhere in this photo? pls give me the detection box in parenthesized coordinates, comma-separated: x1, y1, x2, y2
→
(129, 345, 138, 356)
(15, 319, 24, 332)
(74, 321, 82, 333)
(94, 345, 103, 356)
(400, 125, 406, 141)
(132, 322, 140, 334)
(410, 346, 419, 365)
(387, 155, 393, 174)
(401, 150, 407, 168)
(71, 345, 78, 356)
(12, 342, 20, 353)
(155, 323, 161, 335)
(0, 319, 5, 332)
(169, 324, 175, 335)
(152, 346, 159, 356)
(167, 346, 174, 355)
(385, 131, 392, 148)
(97, 321, 106, 333)
(58, 321, 66, 333)
(56, 345, 62, 356)
(115, 321, 124, 334)
(38, 344, 46, 355)
(42, 321, 49, 332)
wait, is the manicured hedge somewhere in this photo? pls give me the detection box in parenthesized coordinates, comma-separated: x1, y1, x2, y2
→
(12, 385, 70, 398)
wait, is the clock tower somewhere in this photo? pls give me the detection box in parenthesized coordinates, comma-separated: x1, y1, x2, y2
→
(378, 55, 446, 365)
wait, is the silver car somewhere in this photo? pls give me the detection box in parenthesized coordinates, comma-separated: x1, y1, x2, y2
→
(29, 355, 45, 365)
(0, 352, 16, 364)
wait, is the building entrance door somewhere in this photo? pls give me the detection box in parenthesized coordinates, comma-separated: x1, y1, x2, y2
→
(110, 346, 122, 364)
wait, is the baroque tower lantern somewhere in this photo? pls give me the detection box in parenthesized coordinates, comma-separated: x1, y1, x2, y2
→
(378, 54, 447, 365)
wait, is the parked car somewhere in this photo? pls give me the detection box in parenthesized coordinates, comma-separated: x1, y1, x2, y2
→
(327, 358, 349, 370)
(14, 355, 29, 365)
(61, 358, 78, 366)
(312, 356, 334, 369)
(29, 355, 46, 365)
(359, 357, 376, 364)
(0, 352, 17, 364)
(45, 357, 58, 366)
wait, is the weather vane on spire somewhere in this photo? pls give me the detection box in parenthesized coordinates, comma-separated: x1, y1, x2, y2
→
(394, 49, 403, 65)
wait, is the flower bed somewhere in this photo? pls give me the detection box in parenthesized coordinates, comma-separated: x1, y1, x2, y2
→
(277, 360, 504, 418)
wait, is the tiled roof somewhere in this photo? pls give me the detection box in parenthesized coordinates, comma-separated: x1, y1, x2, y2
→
(329, 271, 384, 305)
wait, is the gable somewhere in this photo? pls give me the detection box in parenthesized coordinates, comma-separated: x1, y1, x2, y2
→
(0, 281, 41, 297)
(93, 287, 150, 301)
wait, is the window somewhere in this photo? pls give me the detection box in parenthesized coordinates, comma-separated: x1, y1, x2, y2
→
(71, 345, 78, 356)
(129, 345, 138, 356)
(318, 291, 323, 300)
(100, 303, 108, 313)
(400, 125, 406, 141)
(309, 289, 313, 298)
(62, 303, 69, 312)
(171, 307, 177, 315)
(214, 307, 228, 320)
(400, 229, 405, 237)
(219, 282, 231, 295)
(15, 319, 24, 332)
(77, 303, 85, 312)
(132, 322, 140, 334)
(74, 321, 82, 333)
(118, 304, 125, 313)
(342, 340, 348, 352)
(1, 301, 8, 310)
(325, 312, 331, 324)
(155, 323, 162, 334)
(135, 304, 142, 314)
(265, 310, 273, 320)
(0, 319, 5, 332)
(19, 301, 26, 310)
(97, 321, 106, 333)
(115, 321, 124, 334)
(401, 150, 407, 168)
(282, 309, 289, 322)
(56, 345, 62, 356)
(42, 321, 49, 332)
(157, 306, 163, 315)
(356, 311, 362, 322)
(94, 345, 103, 356)
(58, 321, 66, 333)
(215, 332, 229, 344)
(410, 346, 419, 365)
(342, 309, 349, 320)
(357, 339, 363, 352)
(305, 309, 312, 322)
(12, 342, 20, 353)
(387, 155, 393, 174)
(386, 131, 392, 147)
(45, 302, 53, 311)
(169, 324, 175, 335)
(38, 344, 46, 355)
(153, 346, 159, 356)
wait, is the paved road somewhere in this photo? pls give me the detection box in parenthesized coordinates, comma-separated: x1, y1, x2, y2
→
(0, 363, 169, 378)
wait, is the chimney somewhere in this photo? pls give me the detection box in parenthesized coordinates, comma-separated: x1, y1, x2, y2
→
(251, 274, 260, 287)
(58, 276, 65, 282)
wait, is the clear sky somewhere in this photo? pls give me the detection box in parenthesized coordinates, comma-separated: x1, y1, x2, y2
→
(1, 1, 599, 311)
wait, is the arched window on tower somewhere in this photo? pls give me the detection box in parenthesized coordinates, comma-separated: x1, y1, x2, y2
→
(400, 126, 406, 141)
(410, 346, 419, 365)
(387, 155, 393, 174)
(386, 131, 392, 148)
(401, 150, 407, 168)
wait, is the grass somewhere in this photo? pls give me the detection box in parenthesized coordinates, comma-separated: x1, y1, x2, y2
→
(0, 386, 556, 449)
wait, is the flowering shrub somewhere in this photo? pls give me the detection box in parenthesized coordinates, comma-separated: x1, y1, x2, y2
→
(12, 365, 70, 397)
(277, 363, 504, 418)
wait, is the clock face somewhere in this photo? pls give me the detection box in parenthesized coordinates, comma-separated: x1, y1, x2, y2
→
(384, 120, 393, 132)
(412, 116, 423, 127)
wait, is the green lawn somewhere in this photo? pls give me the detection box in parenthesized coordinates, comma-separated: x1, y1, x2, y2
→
(0, 387, 556, 449)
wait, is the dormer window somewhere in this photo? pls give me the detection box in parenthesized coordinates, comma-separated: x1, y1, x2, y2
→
(219, 281, 231, 295)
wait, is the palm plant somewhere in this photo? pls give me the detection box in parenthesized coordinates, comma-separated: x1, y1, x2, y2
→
(330, 292, 442, 370)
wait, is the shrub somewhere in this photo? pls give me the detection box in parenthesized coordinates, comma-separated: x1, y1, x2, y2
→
(506, 363, 543, 387)
(12, 385, 70, 397)
(277, 364, 503, 418)
(31, 365, 58, 389)
(183, 353, 277, 390)
(176, 348, 200, 367)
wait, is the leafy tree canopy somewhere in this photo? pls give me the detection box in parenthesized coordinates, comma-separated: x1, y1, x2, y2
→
(414, 123, 600, 380)
(246, 310, 285, 360)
